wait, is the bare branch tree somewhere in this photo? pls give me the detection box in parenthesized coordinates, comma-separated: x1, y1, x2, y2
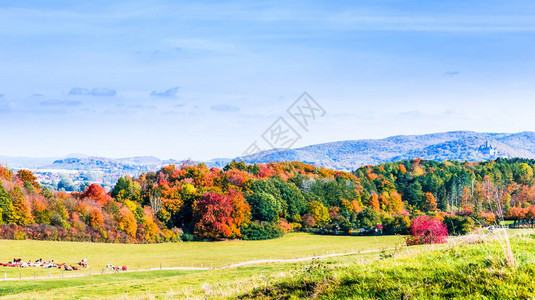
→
(150, 192, 163, 214)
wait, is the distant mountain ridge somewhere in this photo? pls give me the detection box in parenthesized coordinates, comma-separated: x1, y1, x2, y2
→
(2, 131, 535, 185)
(238, 131, 535, 170)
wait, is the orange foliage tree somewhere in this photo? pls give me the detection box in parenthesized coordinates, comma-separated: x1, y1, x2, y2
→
(116, 206, 137, 237)
(227, 189, 251, 232)
(368, 194, 380, 212)
(424, 192, 438, 212)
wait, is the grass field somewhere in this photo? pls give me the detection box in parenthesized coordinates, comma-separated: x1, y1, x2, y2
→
(0, 233, 404, 279)
(0, 252, 393, 299)
(2, 230, 531, 299)
(241, 229, 535, 299)
(2, 231, 531, 299)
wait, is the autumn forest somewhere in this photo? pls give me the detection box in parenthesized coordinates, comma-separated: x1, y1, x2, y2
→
(0, 158, 534, 243)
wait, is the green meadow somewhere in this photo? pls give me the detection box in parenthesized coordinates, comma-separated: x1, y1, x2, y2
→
(0, 231, 533, 298)
(0, 233, 404, 279)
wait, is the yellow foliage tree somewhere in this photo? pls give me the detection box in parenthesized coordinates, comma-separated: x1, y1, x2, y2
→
(308, 201, 330, 227)
(390, 191, 404, 213)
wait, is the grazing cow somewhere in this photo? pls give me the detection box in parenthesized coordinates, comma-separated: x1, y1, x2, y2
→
(106, 264, 115, 271)
(78, 259, 89, 268)
(13, 258, 22, 263)
(114, 266, 127, 272)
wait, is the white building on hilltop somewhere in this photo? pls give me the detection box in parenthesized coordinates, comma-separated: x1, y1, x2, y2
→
(479, 141, 498, 157)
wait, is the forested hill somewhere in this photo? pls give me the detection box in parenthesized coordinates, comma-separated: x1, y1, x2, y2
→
(1, 158, 535, 243)
(240, 131, 535, 170)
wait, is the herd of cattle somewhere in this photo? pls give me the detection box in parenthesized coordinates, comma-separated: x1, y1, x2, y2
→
(0, 258, 127, 272)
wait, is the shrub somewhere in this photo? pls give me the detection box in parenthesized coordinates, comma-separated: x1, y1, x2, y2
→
(325, 214, 352, 234)
(13, 229, 27, 240)
(181, 233, 195, 242)
(301, 214, 316, 230)
(382, 215, 411, 235)
(406, 216, 447, 245)
(241, 222, 283, 240)
(443, 215, 475, 236)
(279, 219, 293, 233)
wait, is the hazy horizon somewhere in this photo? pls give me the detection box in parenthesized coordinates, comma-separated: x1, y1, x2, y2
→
(2, 1, 535, 160)
(0, 129, 533, 161)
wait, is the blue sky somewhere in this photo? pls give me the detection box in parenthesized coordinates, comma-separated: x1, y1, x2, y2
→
(1, 0, 534, 160)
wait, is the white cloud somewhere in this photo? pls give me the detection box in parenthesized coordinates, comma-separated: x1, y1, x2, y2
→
(151, 87, 179, 98)
(69, 87, 116, 97)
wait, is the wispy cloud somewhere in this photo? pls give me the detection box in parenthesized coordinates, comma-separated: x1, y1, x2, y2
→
(40, 100, 82, 106)
(167, 38, 241, 54)
(32, 93, 44, 97)
(444, 71, 460, 76)
(210, 104, 240, 112)
(150, 87, 179, 98)
(127, 104, 156, 110)
(69, 87, 116, 97)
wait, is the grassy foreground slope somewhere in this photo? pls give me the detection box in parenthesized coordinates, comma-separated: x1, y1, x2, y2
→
(4, 232, 533, 299)
(4, 231, 533, 299)
(0, 233, 403, 277)
(242, 231, 535, 299)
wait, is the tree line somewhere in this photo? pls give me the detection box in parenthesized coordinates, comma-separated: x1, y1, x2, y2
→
(1, 158, 534, 243)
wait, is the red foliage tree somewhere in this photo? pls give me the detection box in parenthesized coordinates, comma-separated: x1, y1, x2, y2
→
(406, 216, 448, 245)
(81, 184, 111, 205)
(193, 193, 235, 239)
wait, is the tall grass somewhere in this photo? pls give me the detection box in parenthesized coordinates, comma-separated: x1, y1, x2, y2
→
(237, 229, 535, 299)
